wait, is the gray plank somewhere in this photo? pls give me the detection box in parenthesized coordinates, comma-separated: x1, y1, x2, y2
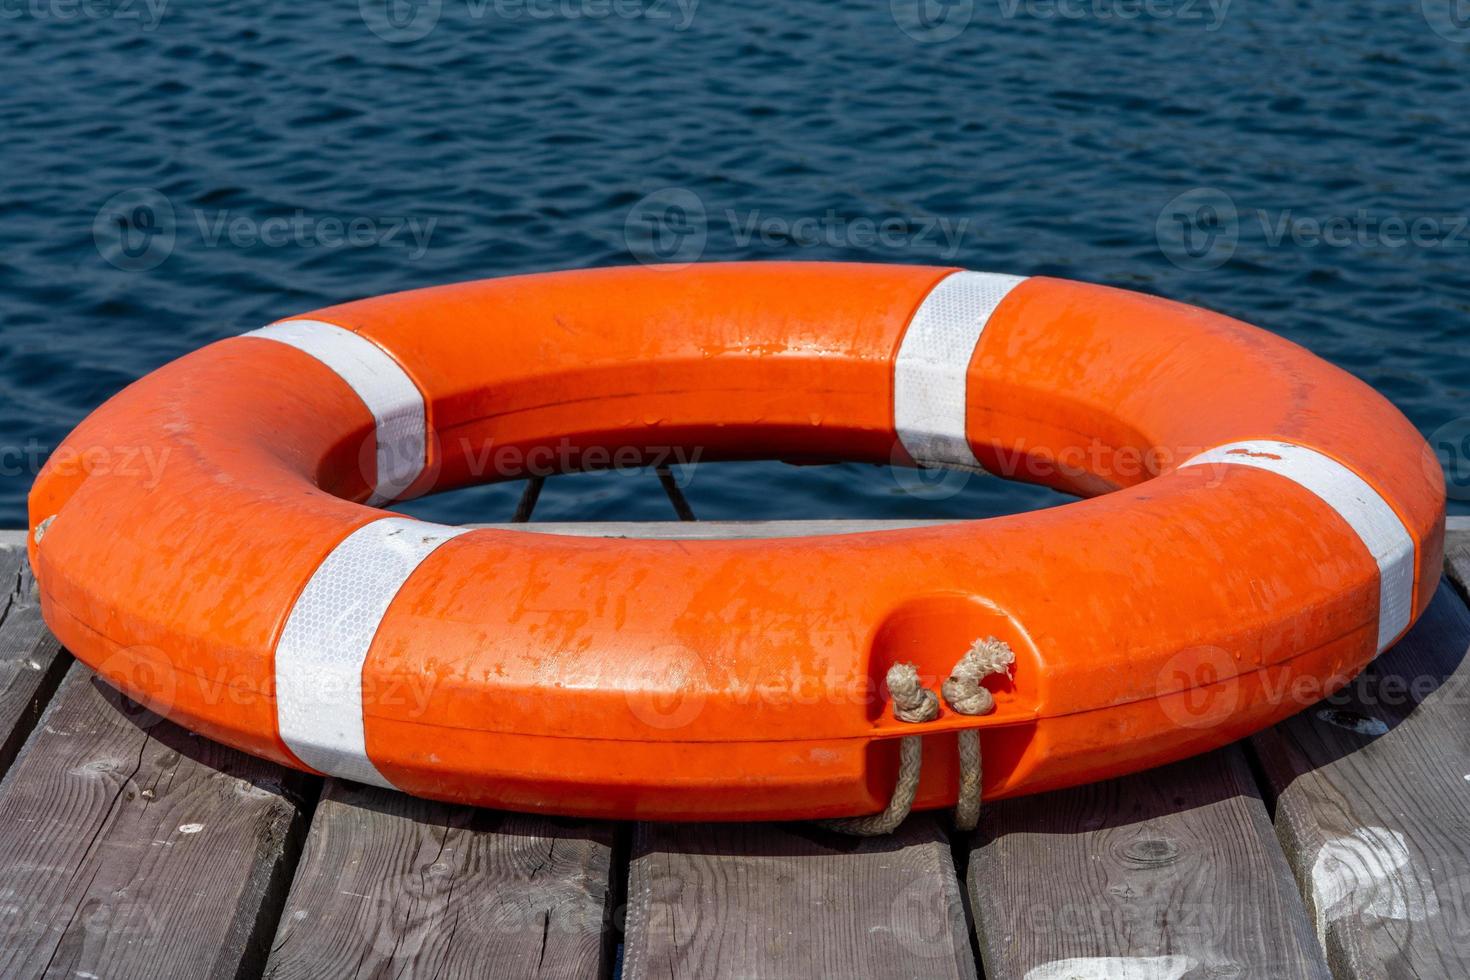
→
(1252, 583, 1470, 979)
(472, 519, 954, 539)
(0, 543, 71, 781)
(0, 663, 311, 979)
(265, 779, 616, 980)
(1446, 517, 1469, 599)
(968, 747, 1328, 980)
(623, 816, 977, 980)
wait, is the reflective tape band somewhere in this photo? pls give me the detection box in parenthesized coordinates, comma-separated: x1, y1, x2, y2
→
(274, 517, 468, 786)
(1182, 440, 1415, 652)
(893, 271, 1027, 469)
(244, 320, 426, 506)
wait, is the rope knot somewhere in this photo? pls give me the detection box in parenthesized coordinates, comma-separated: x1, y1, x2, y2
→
(885, 662, 940, 724)
(942, 636, 1015, 716)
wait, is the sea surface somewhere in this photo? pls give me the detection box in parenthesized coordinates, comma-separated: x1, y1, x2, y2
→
(2, 0, 1466, 526)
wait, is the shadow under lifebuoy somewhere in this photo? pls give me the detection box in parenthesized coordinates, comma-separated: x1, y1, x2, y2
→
(1248, 580, 1470, 807)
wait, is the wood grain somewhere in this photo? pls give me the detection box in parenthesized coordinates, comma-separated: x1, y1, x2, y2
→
(968, 747, 1327, 979)
(0, 543, 70, 781)
(623, 816, 977, 980)
(265, 779, 617, 980)
(0, 663, 311, 979)
(1446, 518, 1470, 600)
(1253, 583, 1470, 979)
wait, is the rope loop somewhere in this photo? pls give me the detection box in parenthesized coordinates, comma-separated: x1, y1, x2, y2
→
(822, 642, 1014, 836)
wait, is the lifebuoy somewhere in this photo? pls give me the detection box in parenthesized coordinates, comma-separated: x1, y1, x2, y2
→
(28, 263, 1444, 821)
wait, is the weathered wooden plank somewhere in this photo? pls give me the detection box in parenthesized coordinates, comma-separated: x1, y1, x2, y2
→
(0, 542, 71, 784)
(623, 816, 977, 980)
(0, 663, 312, 979)
(265, 779, 617, 980)
(473, 519, 954, 539)
(967, 747, 1327, 980)
(1253, 583, 1470, 979)
(1446, 516, 1470, 599)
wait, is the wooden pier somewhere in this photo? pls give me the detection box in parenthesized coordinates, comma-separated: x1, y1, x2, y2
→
(0, 516, 1467, 978)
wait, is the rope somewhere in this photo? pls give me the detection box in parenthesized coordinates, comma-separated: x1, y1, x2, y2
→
(817, 735, 925, 837)
(942, 637, 1015, 716)
(885, 661, 941, 724)
(954, 730, 982, 832)
(818, 663, 936, 836)
(943, 637, 1014, 832)
(821, 640, 1015, 837)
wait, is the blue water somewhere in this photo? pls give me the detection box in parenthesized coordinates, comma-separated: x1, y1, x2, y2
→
(2, 0, 1467, 526)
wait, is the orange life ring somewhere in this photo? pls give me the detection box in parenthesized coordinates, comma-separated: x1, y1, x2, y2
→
(28, 263, 1445, 821)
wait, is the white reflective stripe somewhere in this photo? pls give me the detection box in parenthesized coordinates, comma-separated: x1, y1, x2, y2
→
(244, 320, 426, 506)
(1182, 440, 1415, 652)
(274, 517, 468, 786)
(893, 271, 1027, 468)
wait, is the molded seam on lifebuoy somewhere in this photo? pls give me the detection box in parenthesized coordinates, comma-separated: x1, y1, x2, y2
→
(243, 320, 426, 505)
(893, 271, 1027, 469)
(273, 517, 469, 786)
(1182, 440, 1415, 652)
